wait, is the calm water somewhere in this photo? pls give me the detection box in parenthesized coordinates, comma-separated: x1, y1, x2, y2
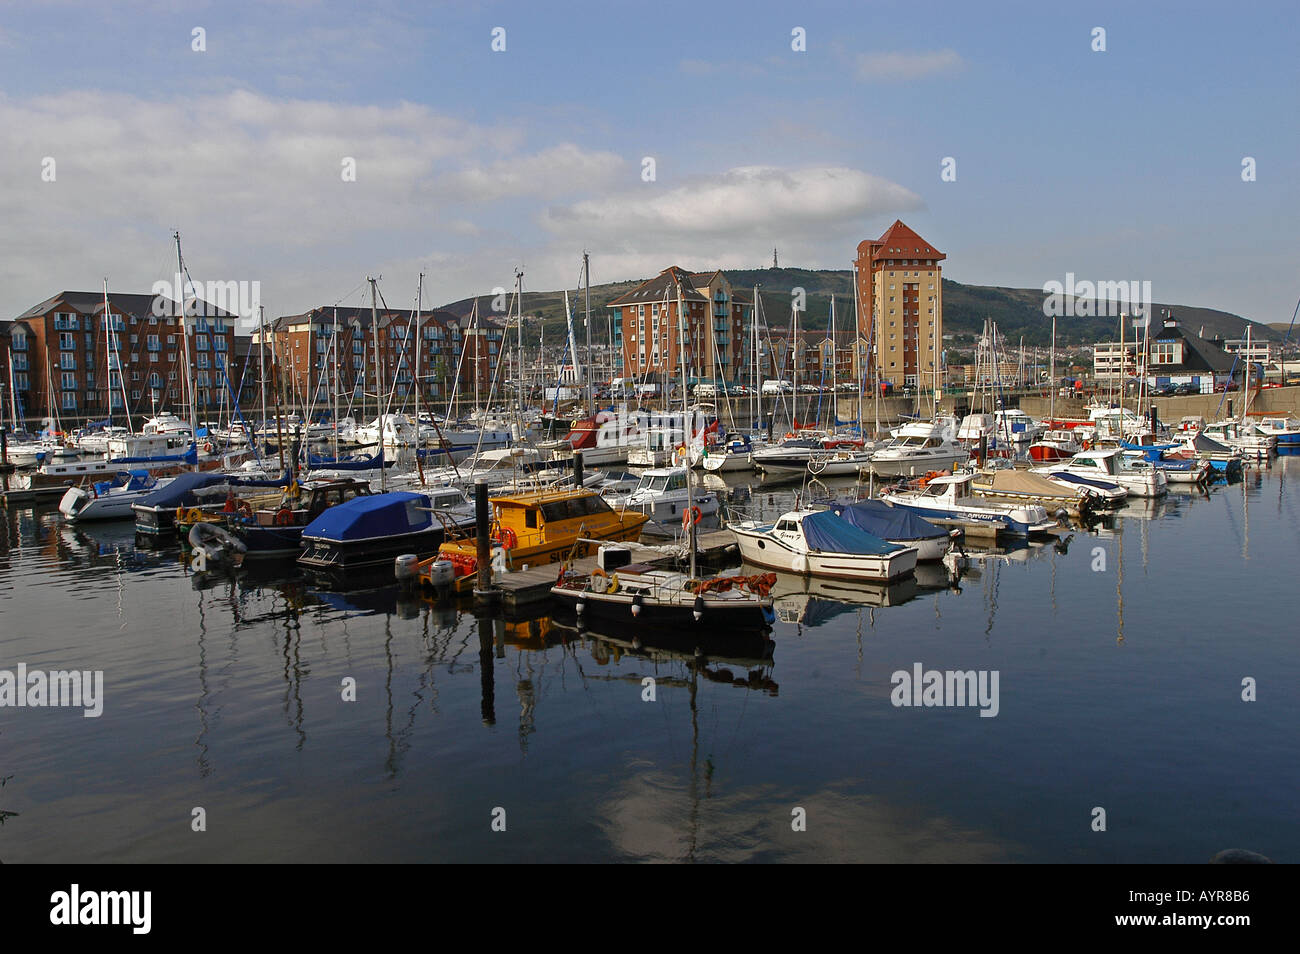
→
(1, 458, 1298, 863)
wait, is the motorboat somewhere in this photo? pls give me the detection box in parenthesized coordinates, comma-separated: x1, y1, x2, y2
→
(866, 420, 966, 477)
(1253, 416, 1300, 447)
(1201, 420, 1276, 456)
(729, 508, 918, 582)
(967, 466, 1098, 517)
(880, 472, 1058, 537)
(701, 432, 764, 472)
(433, 485, 651, 589)
(1027, 428, 1082, 462)
(551, 547, 774, 632)
(826, 498, 956, 561)
(131, 469, 289, 537)
(1035, 447, 1167, 497)
(993, 408, 1043, 444)
(805, 448, 876, 477)
(59, 470, 170, 522)
(298, 489, 476, 572)
(619, 467, 719, 524)
(229, 478, 374, 558)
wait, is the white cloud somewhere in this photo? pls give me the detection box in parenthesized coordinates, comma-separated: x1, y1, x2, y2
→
(445, 144, 626, 202)
(542, 165, 920, 238)
(855, 49, 963, 81)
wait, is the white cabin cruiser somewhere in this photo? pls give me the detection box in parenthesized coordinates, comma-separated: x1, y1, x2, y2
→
(880, 472, 1058, 537)
(867, 420, 966, 477)
(60, 470, 171, 522)
(730, 508, 918, 583)
(619, 467, 719, 524)
(1035, 447, 1167, 497)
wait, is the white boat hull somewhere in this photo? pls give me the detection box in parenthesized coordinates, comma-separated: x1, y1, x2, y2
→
(730, 525, 917, 582)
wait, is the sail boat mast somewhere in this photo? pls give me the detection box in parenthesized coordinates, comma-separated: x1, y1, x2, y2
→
(174, 232, 199, 472)
(676, 278, 695, 580)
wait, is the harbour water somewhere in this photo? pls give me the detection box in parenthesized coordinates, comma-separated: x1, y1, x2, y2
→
(1, 458, 1298, 863)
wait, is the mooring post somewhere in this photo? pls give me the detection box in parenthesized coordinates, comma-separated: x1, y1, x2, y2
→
(978, 432, 988, 468)
(477, 612, 496, 726)
(473, 478, 498, 606)
(573, 450, 584, 488)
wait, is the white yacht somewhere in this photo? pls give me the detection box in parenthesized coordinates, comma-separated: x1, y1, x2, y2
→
(730, 508, 918, 583)
(617, 467, 719, 524)
(867, 420, 966, 477)
(1035, 447, 1167, 497)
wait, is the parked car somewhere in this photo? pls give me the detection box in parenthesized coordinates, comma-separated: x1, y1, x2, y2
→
(761, 379, 793, 395)
(1173, 383, 1199, 396)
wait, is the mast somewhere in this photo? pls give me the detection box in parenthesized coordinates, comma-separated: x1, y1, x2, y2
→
(1048, 314, 1057, 426)
(515, 269, 525, 425)
(583, 250, 593, 416)
(414, 274, 425, 484)
(102, 278, 113, 432)
(852, 267, 864, 436)
(258, 306, 268, 455)
(332, 306, 340, 461)
(676, 277, 695, 580)
(175, 232, 199, 472)
(369, 277, 386, 491)
(752, 285, 759, 433)
(791, 298, 799, 428)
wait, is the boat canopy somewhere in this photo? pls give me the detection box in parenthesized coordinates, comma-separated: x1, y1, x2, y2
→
(303, 491, 431, 542)
(800, 510, 902, 555)
(308, 450, 385, 471)
(136, 470, 289, 509)
(1048, 472, 1121, 491)
(831, 499, 946, 541)
(1192, 433, 1233, 455)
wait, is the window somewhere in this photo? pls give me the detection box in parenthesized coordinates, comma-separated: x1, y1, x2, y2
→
(62, 392, 77, 410)
(11, 332, 26, 352)
(149, 352, 158, 363)
(61, 372, 76, 390)
(131, 390, 141, 400)
(131, 370, 140, 382)
(60, 352, 76, 370)
(196, 336, 209, 351)
(14, 373, 28, 390)
(149, 373, 162, 388)
(168, 371, 176, 381)
(167, 335, 175, 345)
(59, 332, 75, 350)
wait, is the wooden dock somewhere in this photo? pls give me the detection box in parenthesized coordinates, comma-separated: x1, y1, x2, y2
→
(494, 531, 739, 615)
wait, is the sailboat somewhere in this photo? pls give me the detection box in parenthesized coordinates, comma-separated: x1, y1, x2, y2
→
(552, 278, 774, 628)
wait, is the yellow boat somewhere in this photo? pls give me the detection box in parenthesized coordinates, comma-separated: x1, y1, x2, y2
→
(423, 485, 650, 591)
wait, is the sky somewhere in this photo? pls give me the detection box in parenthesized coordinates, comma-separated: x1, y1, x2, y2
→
(1, 0, 1297, 330)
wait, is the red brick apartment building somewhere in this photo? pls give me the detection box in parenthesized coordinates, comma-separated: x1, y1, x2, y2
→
(3, 291, 237, 429)
(853, 220, 945, 389)
(258, 306, 505, 413)
(608, 267, 751, 382)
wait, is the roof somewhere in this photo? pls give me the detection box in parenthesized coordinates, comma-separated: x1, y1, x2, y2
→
(608, 266, 711, 307)
(1151, 322, 1235, 373)
(14, 290, 237, 322)
(267, 305, 500, 334)
(491, 486, 601, 506)
(856, 220, 945, 263)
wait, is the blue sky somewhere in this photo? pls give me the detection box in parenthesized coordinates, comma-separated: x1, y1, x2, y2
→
(1, 0, 1296, 326)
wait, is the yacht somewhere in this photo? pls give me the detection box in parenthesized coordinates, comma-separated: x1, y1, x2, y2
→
(618, 467, 719, 524)
(867, 420, 966, 477)
(880, 472, 1058, 537)
(1035, 447, 1168, 497)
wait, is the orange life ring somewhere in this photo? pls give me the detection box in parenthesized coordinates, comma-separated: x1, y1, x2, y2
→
(495, 526, 518, 550)
(682, 505, 703, 529)
(202, 440, 214, 455)
(274, 507, 295, 526)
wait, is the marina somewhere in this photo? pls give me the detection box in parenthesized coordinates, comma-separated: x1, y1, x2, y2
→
(0, 455, 1297, 863)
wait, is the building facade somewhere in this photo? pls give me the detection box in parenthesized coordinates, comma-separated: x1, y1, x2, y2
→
(608, 268, 751, 383)
(853, 220, 945, 389)
(259, 306, 505, 415)
(6, 291, 238, 429)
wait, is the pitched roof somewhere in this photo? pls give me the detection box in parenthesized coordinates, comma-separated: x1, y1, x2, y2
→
(14, 290, 238, 322)
(856, 220, 945, 262)
(608, 266, 711, 307)
(1152, 321, 1235, 373)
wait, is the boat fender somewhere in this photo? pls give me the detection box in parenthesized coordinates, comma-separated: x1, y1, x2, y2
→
(606, 573, 619, 594)
(693, 595, 705, 622)
(630, 592, 643, 617)
(274, 507, 295, 526)
(589, 572, 610, 594)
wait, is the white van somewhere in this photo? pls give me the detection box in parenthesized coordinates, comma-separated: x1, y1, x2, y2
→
(761, 379, 793, 395)
(693, 383, 718, 399)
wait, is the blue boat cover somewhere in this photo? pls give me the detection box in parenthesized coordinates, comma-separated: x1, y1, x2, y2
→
(302, 491, 431, 542)
(1049, 472, 1121, 491)
(831, 499, 946, 541)
(308, 450, 385, 471)
(800, 509, 901, 555)
(136, 470, 290, 508)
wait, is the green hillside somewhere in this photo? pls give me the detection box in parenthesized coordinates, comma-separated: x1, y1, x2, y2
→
(441, 267, 1278, 348)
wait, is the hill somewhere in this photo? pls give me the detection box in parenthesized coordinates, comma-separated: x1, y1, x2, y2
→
(441, 267, 1278, 348)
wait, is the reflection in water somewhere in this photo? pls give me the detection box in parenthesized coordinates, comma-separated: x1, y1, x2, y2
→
(2, 459, 1299, 862)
